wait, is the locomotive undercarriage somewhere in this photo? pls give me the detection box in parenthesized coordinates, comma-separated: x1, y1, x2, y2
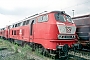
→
(30, 43, 69, 59)
(55, 44, 69, 59)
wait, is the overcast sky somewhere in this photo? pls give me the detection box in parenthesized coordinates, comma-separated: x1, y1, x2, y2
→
(0, 0, 90, 28)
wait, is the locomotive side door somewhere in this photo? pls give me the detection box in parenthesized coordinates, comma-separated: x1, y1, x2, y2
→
(8, 26, 10, 39)
(29, 20, 35, 42)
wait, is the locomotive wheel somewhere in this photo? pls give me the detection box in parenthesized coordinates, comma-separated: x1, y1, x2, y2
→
(55, 44, 69, 60)
(72, 44, 76, 51)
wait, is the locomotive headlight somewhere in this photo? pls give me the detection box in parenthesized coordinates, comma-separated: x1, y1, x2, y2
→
(72, 35, 75, 39)
(73, 35, 75, 37)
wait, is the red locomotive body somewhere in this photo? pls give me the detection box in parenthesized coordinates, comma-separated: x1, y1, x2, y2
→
(0, 11, 77, 58)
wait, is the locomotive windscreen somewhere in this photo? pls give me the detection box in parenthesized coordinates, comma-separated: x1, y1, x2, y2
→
(66, 15, 74, 23)
(55, 13, 66, 22)
(55, 13, 74, 23)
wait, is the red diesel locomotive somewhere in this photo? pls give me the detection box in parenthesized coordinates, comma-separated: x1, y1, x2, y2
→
(0, 11, 77, 58)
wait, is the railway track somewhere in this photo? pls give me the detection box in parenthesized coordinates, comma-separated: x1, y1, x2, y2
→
(1, 38, 90, 60)
(68, 50, 90, 60)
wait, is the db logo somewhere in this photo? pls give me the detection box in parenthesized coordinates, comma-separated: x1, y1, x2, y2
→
(66, 27, 72, 33)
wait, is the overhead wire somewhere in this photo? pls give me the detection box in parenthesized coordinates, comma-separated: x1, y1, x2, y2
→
(61, 0, 90, 17)
(61, 0, 90, 10)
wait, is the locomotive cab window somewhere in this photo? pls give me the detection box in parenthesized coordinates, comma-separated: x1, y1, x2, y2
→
(38, 14, 48, 22)
(55, 13, 66, 22)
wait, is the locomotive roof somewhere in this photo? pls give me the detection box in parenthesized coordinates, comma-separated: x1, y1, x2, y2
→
(10, 11, 67, 25)
(2, 11, 71, 28)
(24, 11, 67, 20)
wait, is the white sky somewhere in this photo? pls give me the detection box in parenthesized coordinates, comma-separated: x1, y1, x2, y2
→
(0, 0, 90, 28)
